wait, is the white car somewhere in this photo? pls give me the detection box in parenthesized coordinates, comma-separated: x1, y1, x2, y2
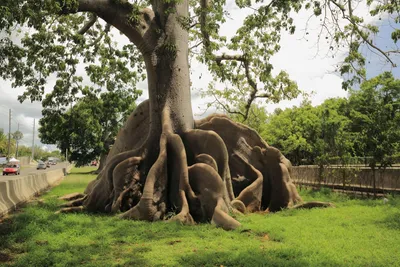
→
(37, 161, 47, 170)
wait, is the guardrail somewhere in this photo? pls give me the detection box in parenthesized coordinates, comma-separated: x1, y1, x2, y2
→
(291, 165, 400, 195)
(0, 164, 73, 217)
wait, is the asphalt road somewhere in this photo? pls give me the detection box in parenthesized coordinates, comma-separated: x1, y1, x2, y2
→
(2, 162, 69, 177)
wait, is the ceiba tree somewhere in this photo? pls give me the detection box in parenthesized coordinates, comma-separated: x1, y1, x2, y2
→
(1, 0, 398, 229)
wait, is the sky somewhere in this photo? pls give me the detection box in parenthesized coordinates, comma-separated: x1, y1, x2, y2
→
(0, 0, 399, 151)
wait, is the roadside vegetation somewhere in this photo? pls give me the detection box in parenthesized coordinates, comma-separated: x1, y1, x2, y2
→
(0, 167, 399, 267)
(0, 129, 62, 162)
(228, 72, 400, 169)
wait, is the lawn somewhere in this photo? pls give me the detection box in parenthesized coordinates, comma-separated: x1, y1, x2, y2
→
(0, 167, 399, 267)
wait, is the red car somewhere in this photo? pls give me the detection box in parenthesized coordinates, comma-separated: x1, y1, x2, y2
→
(2, 163, 21, 175)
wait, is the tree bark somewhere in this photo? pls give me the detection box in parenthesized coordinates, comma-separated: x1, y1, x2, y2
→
(95, 152, 107, 174)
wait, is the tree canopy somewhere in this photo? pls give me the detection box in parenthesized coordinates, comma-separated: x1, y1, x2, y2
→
(248, 72, 400, 167)
(39, 88, 138, 166)
(348, 71, 400, 168)
(0, 0, 398, 115)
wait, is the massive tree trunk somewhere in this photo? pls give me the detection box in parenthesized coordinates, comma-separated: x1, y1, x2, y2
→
(58, 0, 320, 230)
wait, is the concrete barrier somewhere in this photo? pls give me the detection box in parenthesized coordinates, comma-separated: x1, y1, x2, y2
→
(292, 165, 400, 193)
(0, 164, 74, 217)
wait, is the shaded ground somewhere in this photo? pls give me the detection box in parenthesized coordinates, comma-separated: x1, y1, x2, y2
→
(0, 167, 399, 266)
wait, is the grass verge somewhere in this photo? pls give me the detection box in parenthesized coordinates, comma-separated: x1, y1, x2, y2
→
(0, 167, 399, 266)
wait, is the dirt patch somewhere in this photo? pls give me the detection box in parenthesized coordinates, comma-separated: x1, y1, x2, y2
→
(0, 251, 13, 263)
(167, 240, 182, 245)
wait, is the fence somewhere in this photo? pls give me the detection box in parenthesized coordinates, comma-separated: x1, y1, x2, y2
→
(291, 165, 400, 194)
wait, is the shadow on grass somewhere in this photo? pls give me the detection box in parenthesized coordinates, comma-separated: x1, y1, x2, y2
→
(68, 171, 96, 175)
(177, 248, 343, 267)
(299, 187, 400, 208)
(377, 211, 400, 230)
(0, 209, 150, 266)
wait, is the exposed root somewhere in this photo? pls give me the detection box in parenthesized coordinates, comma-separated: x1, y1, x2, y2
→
(231, 199, 246, 213)
(59, 196, 87, 208)
(195, 153, 218, 172)
(212, 198, 241, 230)
(109, 156, 142, 213)
(233, 157, 263, 213)
(119, 134, 168, 221)
(188, 163, 241, 229)
(62, 108, 333, 230)
(183, 129, 235, 204)
(167, 133, 195, 225)
(55, 206, 85, 214)
(58, 192, 85, 201)
(83, 147, 145, 212)
(292, 201, 335, 210)
(168, 190, 195, 225)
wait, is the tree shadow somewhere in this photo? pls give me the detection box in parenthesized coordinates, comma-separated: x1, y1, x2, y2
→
(177, 248, 344, 267)
(0, 210, 149, 266)
(376, 211, 400, 230)
(68, 171, 96, 175)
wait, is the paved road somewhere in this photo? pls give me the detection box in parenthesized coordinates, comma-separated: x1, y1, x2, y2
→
(1, 162, 69, 178)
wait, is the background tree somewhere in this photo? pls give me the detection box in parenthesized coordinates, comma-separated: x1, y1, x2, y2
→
(260, 97, 354, 166)
(39, 88, 138, 171)
(0, 128, 16, 157)
(12, 130, 23, 158)
(347, 72, 400, 194)
(16, 144, 61, 161)
(314, 98, 354, 166)
(0, 0, 397, 229)
(0, 129, 8, 156)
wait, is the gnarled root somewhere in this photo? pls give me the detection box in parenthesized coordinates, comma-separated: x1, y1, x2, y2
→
(109, 156, 142, 213)
(232, 156, 263, 213)
(58, 192, 85, 201)
(182, 129, 235, 205)
(57, 107, 333, 229)
(196, 115, 305, 212)
(59, 196, 87, 208)
(292, 201, 335, 209)
(188, 163, 240, 230)
(119, 134, 168, 221)
(55, 206, 85, 214)
(167, 133, 195, 225)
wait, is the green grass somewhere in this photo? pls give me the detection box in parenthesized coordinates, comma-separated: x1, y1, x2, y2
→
(0, 167, 399, 267)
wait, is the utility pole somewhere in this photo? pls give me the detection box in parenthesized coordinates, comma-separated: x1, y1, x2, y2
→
(15, 123, 19, 158)
(31, 119, 35, 161)
(7, 109, 11, 158)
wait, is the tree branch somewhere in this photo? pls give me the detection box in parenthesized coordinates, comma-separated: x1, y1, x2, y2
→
(212, 95, 246, 118)
(61, 0, 160, 54)
(200, 0, 211, 53)
(215, 54, 246, 63)
(77, 13, 98, 35)
(329, 0, 397, 67)
(87, 23, 111, 47)
(189, 41, 203, 51)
